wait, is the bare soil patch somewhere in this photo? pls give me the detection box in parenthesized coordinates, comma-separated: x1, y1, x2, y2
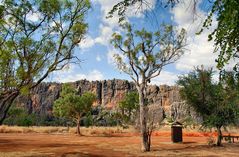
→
(0, 127, 239, 157)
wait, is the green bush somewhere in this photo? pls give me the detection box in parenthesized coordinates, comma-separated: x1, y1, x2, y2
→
(83, 114, 93, 127)
(3, 107, 36, 126)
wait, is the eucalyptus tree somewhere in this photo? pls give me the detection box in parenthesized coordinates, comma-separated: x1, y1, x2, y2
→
(177, 67, 239, 146)
(53, 84, 95, 135)
(0, 0, 91, 124)
(111, 23, 186, 151)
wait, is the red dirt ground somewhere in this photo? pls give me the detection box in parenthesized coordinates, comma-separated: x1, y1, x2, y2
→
(0, 132, 239, 157)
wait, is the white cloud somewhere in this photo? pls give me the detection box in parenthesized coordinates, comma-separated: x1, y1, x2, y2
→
(78, 35, 95, 49)
(26, 12, 41, 22)
(93, 0, 122, 28)
(93, 0, 157, 47)
(171, 0, 218, 72)
(87, 70, 104, 80)
(151, 70, 178, 85)
(49, 65, 104, 83)
(175, 32, 217, 71)
(95, 25, 113, 46)
(58, 70, 104, 82)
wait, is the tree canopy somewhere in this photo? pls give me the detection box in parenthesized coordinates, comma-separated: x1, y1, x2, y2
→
(199, 0, 239, 71)
(177, 67, 239, 146)
(111, 23, 186, 85)
(53, 84, 96, 135)
(0, 0, 90, 123)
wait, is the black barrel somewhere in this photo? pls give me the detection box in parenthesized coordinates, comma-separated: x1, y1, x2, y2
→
(171, 121, 183, 143)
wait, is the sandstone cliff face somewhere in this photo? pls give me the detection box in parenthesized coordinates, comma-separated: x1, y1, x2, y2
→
(16, 83, 61, 117)
(15, 79, 195, 121)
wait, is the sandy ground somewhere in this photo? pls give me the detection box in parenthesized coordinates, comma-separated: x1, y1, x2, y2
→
(0, 132, 239, 157)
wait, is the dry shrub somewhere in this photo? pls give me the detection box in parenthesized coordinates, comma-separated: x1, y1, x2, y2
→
(80, 126, 128, 136)
(21, 128, 34, 133)
(207, 134, 216, 146)
(45, 127, 59, 133)
(89, 130, 99, 135)
(66, 126, 124, 136)
(0, 125, 7, 133)
(69, 127, 77, 134)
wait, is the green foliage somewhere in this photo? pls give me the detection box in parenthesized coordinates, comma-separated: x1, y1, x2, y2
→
(107, 0, 140, 23)
(119, 92, 139, 112)
(177, 67, 239, 130)
(118, 92, 139, 125)
(83, 113, 93, 127)
(99, 111, 120, 126)
(3, 106, 36, 126)
(107, 0, 178, 23)
(177, 67, 239, 146)
(0, 0, 90, 92)
(90, 106, 121, 127)
(0, 0, 91, 123)
(198, 0, 239, 72)
(53, 84, 96, 122)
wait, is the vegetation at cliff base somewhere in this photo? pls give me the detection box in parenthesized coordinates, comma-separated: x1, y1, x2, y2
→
(118, 92, 139, 126)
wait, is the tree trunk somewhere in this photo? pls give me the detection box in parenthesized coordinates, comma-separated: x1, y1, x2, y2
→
(76, 117, 81, 135)
(138, 85, 150, 152)
(216, 126, 222, 146)
(0, 91, 19, 125)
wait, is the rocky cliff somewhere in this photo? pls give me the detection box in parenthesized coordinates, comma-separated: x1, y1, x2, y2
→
(15, 79, 197, 121)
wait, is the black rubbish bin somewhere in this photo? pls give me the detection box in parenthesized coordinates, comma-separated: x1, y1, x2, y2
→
(171, 121, 183, 143)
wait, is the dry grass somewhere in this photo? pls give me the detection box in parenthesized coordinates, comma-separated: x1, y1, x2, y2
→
(0, 125, 238, 137)
(0, 125, 63, 134)
(0, 125, 137, 136)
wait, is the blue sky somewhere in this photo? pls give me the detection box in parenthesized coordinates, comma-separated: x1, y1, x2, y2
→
(47, 0, 221, 85)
